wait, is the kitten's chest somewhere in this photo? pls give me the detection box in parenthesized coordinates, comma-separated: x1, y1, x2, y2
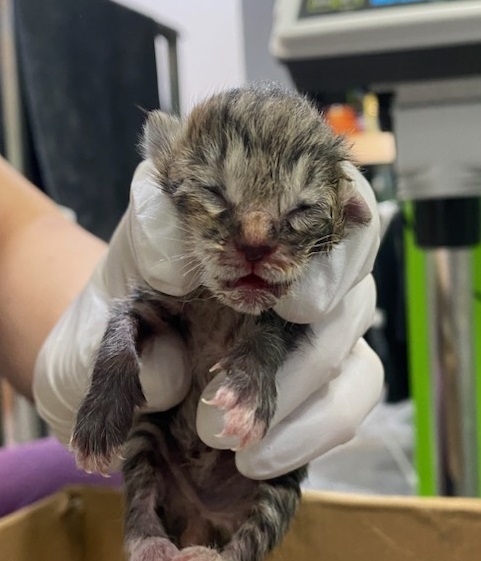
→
(183, 295, 255, 382)
(170, 294, 255, 447)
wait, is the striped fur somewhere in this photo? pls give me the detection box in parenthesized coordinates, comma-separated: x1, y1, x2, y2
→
(72, 84, 372, 561)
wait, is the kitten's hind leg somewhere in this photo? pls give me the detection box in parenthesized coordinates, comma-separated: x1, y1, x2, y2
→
(221, 468, 306, 561)
(171, 468, 306, 561)
(123, 418, 180, 561)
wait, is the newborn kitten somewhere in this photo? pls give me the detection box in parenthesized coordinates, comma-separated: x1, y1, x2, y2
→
(71, 84, 371, 561)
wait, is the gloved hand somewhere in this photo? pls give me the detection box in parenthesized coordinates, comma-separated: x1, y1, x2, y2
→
(33, 159, 383, 479)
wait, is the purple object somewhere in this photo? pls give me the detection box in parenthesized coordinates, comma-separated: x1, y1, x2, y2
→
(0, 437, 122, 517)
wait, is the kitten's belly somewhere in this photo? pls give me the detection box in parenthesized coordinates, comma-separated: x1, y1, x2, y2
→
(159, 411, 258, 543)
(160, 296, 260, 540)
(183, 448, 257, 517)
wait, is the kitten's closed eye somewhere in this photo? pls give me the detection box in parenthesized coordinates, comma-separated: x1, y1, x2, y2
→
(200, 185, 228, 209)
(285, 203, 330, 233)
(287, 202, 315, 218)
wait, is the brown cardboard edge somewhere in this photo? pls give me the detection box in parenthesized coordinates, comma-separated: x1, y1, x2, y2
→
(0, 488, 85, 561)
(2, 486, 481, 561)
(0, 490, 73, 530)
(3, 486, 481, 531)
(303, 489, 481, 512)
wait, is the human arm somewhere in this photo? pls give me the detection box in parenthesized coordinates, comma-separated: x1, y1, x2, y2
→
(0, 156, 106, 399)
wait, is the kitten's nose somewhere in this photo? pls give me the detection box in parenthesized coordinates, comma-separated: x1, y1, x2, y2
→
(239, 210, 276, 262)
(237, 243, 274, 263)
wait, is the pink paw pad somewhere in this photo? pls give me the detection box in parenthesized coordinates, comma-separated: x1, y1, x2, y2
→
(204, 386, 238, 410)
(203, 384, 266, 450)
(221, 405, 266, 450)
(70, 440, 123, 477)
(128, 537, 179, 561)
(173, 546, 223, 561)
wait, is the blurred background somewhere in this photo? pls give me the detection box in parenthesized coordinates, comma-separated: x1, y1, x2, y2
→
(1, 0, 481, 499)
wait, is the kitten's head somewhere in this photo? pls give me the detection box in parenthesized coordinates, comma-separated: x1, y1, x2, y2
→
(143, 85, 371, 315)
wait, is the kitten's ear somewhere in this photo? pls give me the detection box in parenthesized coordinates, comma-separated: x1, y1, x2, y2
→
(141, 110, 182, 163)
(338, 172, 372, 227)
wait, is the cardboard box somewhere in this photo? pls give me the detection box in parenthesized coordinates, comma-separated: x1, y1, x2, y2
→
(1, 486, 481, 561)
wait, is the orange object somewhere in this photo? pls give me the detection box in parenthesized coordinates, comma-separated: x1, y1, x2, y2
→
(325, 104, 361, 136)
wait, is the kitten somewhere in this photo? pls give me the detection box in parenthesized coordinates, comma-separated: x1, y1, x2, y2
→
(71, 84, 371, 561)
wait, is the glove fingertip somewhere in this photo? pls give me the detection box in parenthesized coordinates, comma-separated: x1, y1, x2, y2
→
(138, 333, 191, 411)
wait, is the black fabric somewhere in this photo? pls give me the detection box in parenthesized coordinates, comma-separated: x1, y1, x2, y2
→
(366, 211, 409, 403)
(414, 197, 481, 248)
(13, 0, 160, 239)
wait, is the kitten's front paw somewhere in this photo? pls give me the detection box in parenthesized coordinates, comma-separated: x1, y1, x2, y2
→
(205, 385, 267, 450)
(128, 537, 179, 561)
(69, 436, 123, 476)
(173, 546, 223, 561)
(70, 402, 133, 475)
(204, 360, 273, 450)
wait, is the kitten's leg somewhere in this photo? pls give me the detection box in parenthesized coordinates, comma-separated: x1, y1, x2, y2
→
(172, 468, 306, 561)
(70, 299, 144, 473)
(71, 288, 181, 474)
(207, 316, 308, 449)
(123, 417, 180, 561)
(221, 468, 306, 561)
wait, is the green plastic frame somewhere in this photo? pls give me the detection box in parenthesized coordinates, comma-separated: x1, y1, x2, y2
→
(405, 203, 481, 495)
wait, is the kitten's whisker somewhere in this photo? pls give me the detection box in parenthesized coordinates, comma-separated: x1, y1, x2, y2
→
(311, 233, 340, 245)
(149, 209, 191, 231)
(180, 261, 204, 278)
(155, 236, 189, 244)
(309, 235, 341, 253)
(142, 209, 190, 228)
(178, 267, 202, 281)
(158, 253, 191, 262)
(152, 254, 193, 266)
(143, 216, 192, 236)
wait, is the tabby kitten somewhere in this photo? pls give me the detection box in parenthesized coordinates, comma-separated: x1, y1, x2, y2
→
(71, 84, 371, 561)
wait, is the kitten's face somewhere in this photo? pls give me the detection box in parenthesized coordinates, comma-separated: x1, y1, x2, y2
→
(145, 87, 370, 315)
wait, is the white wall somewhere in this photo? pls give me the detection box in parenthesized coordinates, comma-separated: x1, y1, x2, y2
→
(241, 0, 291, 87)
(113, 0, 246, 114)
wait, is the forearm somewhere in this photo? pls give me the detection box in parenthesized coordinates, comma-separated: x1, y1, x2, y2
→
(0, 157, 106, 399)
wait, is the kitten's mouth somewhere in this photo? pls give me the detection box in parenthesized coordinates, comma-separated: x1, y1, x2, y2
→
(224, 274, 286, 297)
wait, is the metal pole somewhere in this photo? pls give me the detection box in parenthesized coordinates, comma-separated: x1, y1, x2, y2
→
(0, 0, 25, 170)
(155, 22, 181, 115)
(427, 249, 479, 496)
(168, 33, 180, 116)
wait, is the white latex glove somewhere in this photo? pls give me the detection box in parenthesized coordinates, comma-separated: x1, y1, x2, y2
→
(33, 160, 383, 478)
